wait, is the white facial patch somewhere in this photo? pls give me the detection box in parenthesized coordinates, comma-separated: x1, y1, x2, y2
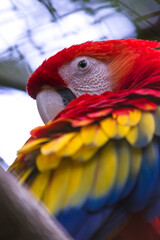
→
(58, 56, 111, 97)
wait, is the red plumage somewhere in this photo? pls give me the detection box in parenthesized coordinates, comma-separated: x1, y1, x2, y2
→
(113, 214, 160, 240)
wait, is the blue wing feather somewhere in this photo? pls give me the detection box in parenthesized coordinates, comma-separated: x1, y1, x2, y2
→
(57, 205, 127, 240)
(57, 207, 112, 239)
(128, 140, 159, 211)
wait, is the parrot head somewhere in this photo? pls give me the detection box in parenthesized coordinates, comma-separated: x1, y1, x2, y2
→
(27, 39, 160, 123)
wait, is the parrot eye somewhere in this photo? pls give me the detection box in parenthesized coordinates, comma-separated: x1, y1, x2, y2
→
(78, 59, 88, 70)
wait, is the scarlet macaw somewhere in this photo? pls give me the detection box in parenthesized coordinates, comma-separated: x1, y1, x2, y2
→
(9, 39, 160, 239)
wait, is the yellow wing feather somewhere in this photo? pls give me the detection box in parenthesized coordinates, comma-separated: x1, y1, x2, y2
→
(80, 123, 109, 147)
(36, 153, 61, 171)
(41, 132, 76, 155)
(70, 157, 97, 207)
(72, 145, 98, 161)
(114, 141, 130, 188)
(30, 170, 51, 199)
(126, 112, 155, 146)
(115, 109, 141, 126)
(62, 161, 83, 208)
(92, 141, 118, 198)
(58, 133, 83, 157)
(43, 159, 72, 214)
(18, 138, 50, 154)
(100, 117, 130, 139)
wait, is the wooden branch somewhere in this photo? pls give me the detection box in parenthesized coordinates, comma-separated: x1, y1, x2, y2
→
(0, 166, 73, 240)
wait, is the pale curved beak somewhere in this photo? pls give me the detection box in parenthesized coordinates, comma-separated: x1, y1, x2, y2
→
(36, 86, 75, 123)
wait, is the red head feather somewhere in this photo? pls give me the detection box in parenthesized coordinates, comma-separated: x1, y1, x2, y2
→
(27, 39, 160, 99)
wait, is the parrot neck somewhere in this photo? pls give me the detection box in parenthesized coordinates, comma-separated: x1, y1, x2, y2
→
(115, 48, 160, 91)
